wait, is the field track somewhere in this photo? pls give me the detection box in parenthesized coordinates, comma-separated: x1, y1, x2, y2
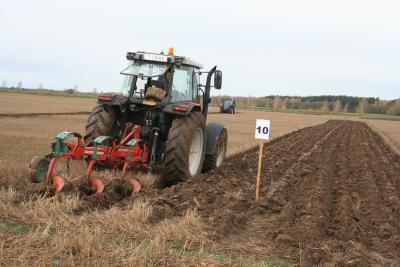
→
(12, 119, 400, 265)
(140, 120, 400, 265)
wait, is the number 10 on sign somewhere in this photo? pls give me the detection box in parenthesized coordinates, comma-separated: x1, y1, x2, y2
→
(255, 119, 270, 201)
(255, 119, 270, 140)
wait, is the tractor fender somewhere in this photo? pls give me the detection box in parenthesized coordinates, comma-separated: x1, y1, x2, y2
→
(98, 94, 129, 113)
(205, 122, 225, 154)
(163, 102, 201, 116)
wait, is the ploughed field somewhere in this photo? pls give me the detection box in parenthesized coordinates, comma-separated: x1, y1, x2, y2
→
(142, 120, 400, 266)
(2, 119, 399, 266)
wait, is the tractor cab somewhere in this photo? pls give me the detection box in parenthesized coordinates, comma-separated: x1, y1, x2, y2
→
(98, 48, 222, 120)
(120, 50, 204, 105)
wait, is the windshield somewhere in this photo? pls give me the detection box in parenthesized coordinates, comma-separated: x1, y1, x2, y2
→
(120, 60, 170, 96)
(119, 61, 199, 102)
(121, 60, 169, 77)
(223, 100, 233, 108)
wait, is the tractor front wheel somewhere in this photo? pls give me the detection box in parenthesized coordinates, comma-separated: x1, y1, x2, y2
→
(164, 112, 206, 184)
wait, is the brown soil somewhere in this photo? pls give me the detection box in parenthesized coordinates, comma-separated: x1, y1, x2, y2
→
(16, 120, 400, 266)
(141, 120, 400, 266)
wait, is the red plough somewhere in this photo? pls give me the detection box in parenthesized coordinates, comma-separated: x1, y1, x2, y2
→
(28, 124, 146, 196)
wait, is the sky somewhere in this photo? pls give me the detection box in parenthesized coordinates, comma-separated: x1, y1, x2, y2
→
(0, 0, 399, 100)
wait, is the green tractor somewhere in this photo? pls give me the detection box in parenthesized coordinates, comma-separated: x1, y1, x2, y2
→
(83, 48, 228, 184)
(220, 98, 236, 114)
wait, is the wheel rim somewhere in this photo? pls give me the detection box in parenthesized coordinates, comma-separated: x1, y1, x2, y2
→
(216, 139, 226, 167)
(189, 127, 204, 176)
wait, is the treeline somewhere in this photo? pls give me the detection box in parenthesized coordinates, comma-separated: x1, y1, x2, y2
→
(0, 87, 97, 98)
(212, 95, 400, 116)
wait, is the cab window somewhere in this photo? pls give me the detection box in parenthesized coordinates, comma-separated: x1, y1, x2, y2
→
(171, 66, 194, 102)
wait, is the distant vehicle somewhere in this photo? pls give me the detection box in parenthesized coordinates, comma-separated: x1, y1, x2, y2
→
(220, 98, 236, 114)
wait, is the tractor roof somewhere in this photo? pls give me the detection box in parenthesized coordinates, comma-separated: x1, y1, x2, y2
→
(126, 51, 203, 69)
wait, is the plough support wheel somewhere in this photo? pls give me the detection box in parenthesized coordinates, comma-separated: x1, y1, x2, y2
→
(28, 156, 49, 183)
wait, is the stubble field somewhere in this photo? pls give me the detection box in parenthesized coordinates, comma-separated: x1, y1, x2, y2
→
(1, 92, 399, 266)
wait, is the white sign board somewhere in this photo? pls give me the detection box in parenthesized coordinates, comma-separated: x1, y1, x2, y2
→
(255, 119, 271, 140)
(142, 53, 168, 62)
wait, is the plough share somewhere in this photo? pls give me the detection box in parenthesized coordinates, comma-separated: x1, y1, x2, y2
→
(29, 123, 145, 196)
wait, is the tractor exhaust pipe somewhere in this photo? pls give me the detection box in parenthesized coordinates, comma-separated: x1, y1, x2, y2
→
(202, 66, 217, 120)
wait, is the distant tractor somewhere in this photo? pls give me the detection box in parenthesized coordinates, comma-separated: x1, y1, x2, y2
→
(220, 98, 236, 114)
(29, 48, 228, 195)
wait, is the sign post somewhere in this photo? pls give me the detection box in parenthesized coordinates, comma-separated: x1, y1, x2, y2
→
(254, 119, 270, 201)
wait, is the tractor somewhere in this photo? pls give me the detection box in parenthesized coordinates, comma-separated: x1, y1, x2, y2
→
(28, 48, 228, 196)
(220, 98, 236, 114)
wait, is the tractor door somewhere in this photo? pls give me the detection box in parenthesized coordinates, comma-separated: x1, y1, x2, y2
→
(171, 66, 199, 103)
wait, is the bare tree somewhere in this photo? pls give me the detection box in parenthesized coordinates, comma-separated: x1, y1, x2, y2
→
(320, 100, 329, 112)
(17, 82, 22, 89)
(333, 100, 342, 112)
(281, 97, 289, 110)
(2, 80, 7, 88)
(357, 98, 368, 114)
(273, 96, 281, 109)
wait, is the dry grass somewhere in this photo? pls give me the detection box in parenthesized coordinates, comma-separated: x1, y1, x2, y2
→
(0, 187, 209, 266)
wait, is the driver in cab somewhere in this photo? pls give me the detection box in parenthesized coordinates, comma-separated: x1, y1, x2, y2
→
(145, 71, 172, 101)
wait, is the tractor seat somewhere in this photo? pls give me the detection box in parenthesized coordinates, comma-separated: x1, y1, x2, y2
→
(145, 87, 166, 101)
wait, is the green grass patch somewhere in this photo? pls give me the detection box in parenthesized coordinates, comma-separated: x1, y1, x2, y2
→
(102, 236, 294, 266)
(0, 221, 31, 234)
(212, 104, 400, 121)
(362, 113, 400, 121)
(165, 240, 293, 267)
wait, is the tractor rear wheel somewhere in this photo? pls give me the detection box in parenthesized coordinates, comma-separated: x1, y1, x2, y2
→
(84, 104, 122, 168)
(202, 128, 228, 172)
(164, 112, 206, 184)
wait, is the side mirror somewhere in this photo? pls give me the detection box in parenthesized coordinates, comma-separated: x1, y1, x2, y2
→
(214, 70, 222, 89)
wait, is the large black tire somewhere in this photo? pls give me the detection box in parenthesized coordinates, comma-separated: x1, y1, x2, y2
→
(202, 128, 228, 172)
(84, 105, 122, 168)
(164, 112, 206, 184)
(84, 105, 120, 145)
